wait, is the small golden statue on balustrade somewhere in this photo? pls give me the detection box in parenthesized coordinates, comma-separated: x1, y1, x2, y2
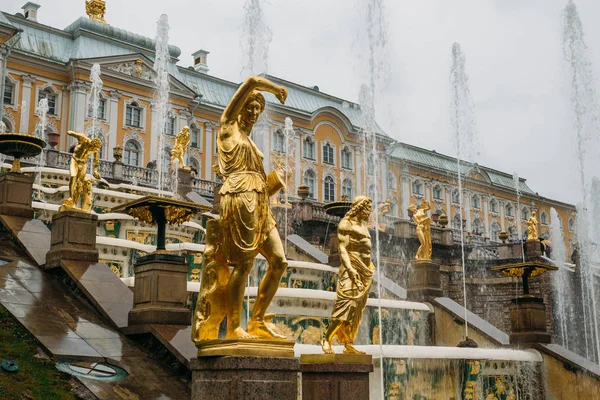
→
(321, 195, 374, 355)
(170, 126, 191, 170)
(409, 200, 432, 261)
(60, 131, 102, 213)
(192, 76, 290, 349)
(527, 211, 539, 241)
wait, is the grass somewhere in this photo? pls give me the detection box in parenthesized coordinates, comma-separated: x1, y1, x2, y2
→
(0, 304, 78, 400)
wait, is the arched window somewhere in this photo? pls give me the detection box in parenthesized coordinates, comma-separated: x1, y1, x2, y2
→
(541, 212, 548, 225)
(472, 218, 484, 235)
(341, 146, 352, 169)
(522, 207, 529, 221)
(367, 155, 374, 175)
(190, 158, 200, 177)
(322, 142, 334, 164)
(304, 170, 316, 199)
(506, 203, 514, 217)
(471, 194, 480, 209)
(568, 218, 575, 232)
(491, 222, 501, 242)
(412, 180, 423, 195)
(272, 129, 284, 153)
(342, 178, 353, 200)
(123, 140, 140, 166)
(126, 101, 142, 127)
(303, 136, 315, 160)
(490, 199, 498, 213)
(190, 125, 201, 148)
(166, 117, 176, 136)
(453, 214, 462, 230)
(432, 185, 443, 200)
(452, 189, 460, 204)
(324, 176, 335, 202)
(387, 172, 396, 189)
(38, 87, 57, 115)
(3, 77, 15, 105)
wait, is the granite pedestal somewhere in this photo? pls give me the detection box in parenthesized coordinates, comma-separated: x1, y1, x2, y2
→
(406, 260, 443, 302)
(191, 356, 299, 400)
(176, 167, 192, 199)
(0, 172, 34, 218)
(509, 296, 551, 345)
(128, 253, 191, 326)
(300, 354, 373, 400)
(525, 239, 542, 258)
(45, 211, 99, 269)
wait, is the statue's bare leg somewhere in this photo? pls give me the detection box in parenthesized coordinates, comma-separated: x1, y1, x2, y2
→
(248, 228, 288, 339)
(226, 258, 256, 339)
(321, 319, 342, 354)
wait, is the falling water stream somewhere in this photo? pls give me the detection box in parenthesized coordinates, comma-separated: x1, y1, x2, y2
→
(88, 64, 103, 140)
(550, 207, 572, 349)
(153, 14, 171, 196)
(34, 98, 49, 201)
(513, 173, 526, 263)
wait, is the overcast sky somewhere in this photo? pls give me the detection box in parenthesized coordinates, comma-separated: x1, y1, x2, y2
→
(5, 0, 600, 205)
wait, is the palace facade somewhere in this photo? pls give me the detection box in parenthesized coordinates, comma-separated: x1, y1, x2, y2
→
(0, 3, 576, 249)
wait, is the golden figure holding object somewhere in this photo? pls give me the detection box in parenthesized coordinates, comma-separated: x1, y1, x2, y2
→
(170, 126, 191, 170)
(527, 211, 539, 241)
(60, 131, 102, 213)
(321, 196, 374, 356)
(85, 0, 107, 24)
(409, 200, 432, 261)
(192, 76, 293, 355)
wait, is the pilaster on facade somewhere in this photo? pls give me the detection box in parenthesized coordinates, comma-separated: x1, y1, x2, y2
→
(294, 131, 302, 192)
(107, 89, 122, 159)
(68, 80, 90, 146)
(401, 176, 410, 220)
(204, 121, 215, 181)
(19, 74, 36, 133)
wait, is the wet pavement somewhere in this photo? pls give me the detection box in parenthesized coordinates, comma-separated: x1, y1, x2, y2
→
(0, 215, 50, 266)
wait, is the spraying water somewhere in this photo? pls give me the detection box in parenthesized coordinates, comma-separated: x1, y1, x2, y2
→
(34, 98, 49, 200)
(283, 117, 295, 253)
(153, 14, 171, 196)
(19, 101, 27, 133)
(88, 64, 103, 139)
(449, 43, 479, 342)
(239, 0, 272, 78)
(513, 172, 526, 262)
(550, 207, 572, 349)
(562, 0, 600, 363)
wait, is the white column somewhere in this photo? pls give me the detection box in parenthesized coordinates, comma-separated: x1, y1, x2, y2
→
(465, 191, 472, 231)
(356, 148, 362, 195)
(483, 195, 490, 235)
(59, 85, 69, 150)
(499, 200, 506, 230)
(424, 182, 430, 203)
(380, 157, 388, 201)
(204, 122, 214, 180)
(108, 89, 121, 160)
(401, 177, 410, 220)
(20, 74, 36, 133)
(294, 131, 301, 190)
(68, 80, 88, 148)
(445, 186, 452, 217)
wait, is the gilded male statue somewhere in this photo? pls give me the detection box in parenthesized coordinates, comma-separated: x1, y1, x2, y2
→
(409, 200, 432, 261)
(170, 126, 191, 170)
(192, 76, 289, 342)
(322, 195, 374, 355)
(527, 211, 539, 241)
(61, 130, 102, 212)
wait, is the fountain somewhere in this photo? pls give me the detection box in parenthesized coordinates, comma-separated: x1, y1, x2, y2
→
(153, 14, 171, 195)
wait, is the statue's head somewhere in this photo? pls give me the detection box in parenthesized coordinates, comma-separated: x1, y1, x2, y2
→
(242, 91, 266, 126)
(91, 138, 102, 150)
(408, 204, 418, 213)
(347, 195, 373, 221)
(531, 211, 537, 218)
(420, 200, 430, 210)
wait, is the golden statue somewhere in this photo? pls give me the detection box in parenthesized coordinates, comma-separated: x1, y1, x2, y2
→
(60, 131, 102, 213)
(85, 0, 107, 24)
(376, 199, 392, 231)
(409, 200, 432, 261)
(192, 76, 289, 343)
(321, 196, 374, 355)
(170, 126, 191, 170)
(527, 211, 539, 241)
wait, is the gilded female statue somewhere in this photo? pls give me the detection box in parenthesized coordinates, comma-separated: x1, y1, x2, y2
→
(409, 200, 432, 261)
(192, 76, 289, 342)
(322, 196, 374, 355)
(170, 126, 191, 170)
(527, 211, 539, 241)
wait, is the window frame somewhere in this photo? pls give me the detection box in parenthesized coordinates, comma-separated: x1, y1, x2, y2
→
(341, 146, 352, 170)
(273, 129, 284, 153)
(3, 79, 14, 105)
(322, 142, 334, 165)
(38, 88, 57, 115)
(432, 185, 443, 201)
(123, 140, 141, 167)
(303, 136, 315, 160)
(304, 169, 316, 199)
(342, 178, 353, 200)
(125, 102, 143, 128)
(412, 180, 424, 196)
(324, 175, 335, 202)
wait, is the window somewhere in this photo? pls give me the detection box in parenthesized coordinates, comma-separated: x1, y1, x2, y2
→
(367, 156, 375, 175)
(304, 170, 316, 199)
(123, 140, 140, 166)
(522, 208, 529, 220)
(190, 158, 200, 176)
(342, 179, 353, 200)
(323, 143, 334, 164)
(3, 79, 14, 105)
(490, 199, 498, 213)
(273, 129, 284, 153)
(388, 172, 396, 189)
(471, 194, 480, 209)
(38, 89, 57, 115)
(491, 223, 501, 242)
(125, 102, 142, 127)
(324, 176, 335, 202)
(506, 203, 514, 217)
(341, 147, 352, 169)
(161, 148, 171, 173)
(433, 185, 443, 200)
(453, 214, 462, 230)
(191, 126, 200, 148)
(87, 98, 106, 119)
(452, 189, 460, 204)
(541, 212, 548, 225)
(508, 226, 517, 240)
(412, 180, 423, 195)
(568, 218, 575, 232)
(303, 137, 315, 160)
(166, 117, 175, 135)
(472, 218, 484, 235)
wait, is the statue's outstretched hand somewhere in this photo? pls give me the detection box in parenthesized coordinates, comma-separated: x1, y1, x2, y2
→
(93, 171, 101, 180)
(276, 86, 288, 104)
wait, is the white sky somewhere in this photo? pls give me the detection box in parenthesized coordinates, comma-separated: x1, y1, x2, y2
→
(4, 0, 600, 205)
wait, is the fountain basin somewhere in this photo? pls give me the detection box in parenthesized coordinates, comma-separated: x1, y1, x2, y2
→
(0, 133, 46, 173)
(323, 200, 353, 217)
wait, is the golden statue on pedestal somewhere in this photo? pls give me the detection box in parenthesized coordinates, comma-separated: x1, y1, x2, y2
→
(60, 131, 102, 213)
(85, 0, 107, 24)
(170, 126, 191, 170)
(527, 211, 539, 241)
(409, 200, 432, 261)
(321, 196, 374, 355)
(192, 76, 290, 345)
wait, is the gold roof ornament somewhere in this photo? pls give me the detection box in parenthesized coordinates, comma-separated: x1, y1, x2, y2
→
(85, 0, 107, 24)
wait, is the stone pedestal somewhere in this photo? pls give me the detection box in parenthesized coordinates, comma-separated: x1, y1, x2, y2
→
(45, 211, 98, 269)
(393, 219, 411, 238)
(0, 172, 34, 218)
(45, 149, 60, 168)
(128, 253, 191, 326)
(406, 260, 443, 302)
(509, 296, 551, 345)
(525, 239, 542, 258)
(177, 167, 192, 199)
(328, 232, 340, 267)
(300, 354, 373, 400)
(191, 356, 299, 400)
